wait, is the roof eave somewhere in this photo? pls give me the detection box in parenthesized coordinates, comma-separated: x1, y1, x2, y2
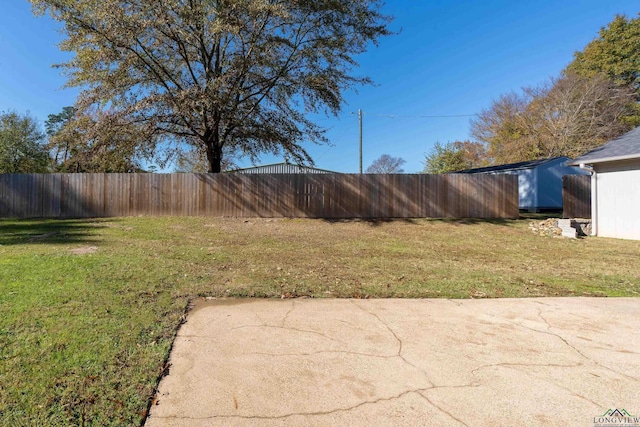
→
(457, 157, 567, 174)
(566, 153, 640, 166)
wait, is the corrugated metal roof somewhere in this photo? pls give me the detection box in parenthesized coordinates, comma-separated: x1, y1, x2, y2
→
(229, 162, 339, 174)
(455, 157, 568, 174)
(567, 126, 640, 165)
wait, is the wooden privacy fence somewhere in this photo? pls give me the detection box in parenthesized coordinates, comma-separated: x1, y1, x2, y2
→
(563, 175, 591, 219)
(0, 173, 518, 219)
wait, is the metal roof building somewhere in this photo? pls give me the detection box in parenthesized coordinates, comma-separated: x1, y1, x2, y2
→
(229, 162, 339, 174)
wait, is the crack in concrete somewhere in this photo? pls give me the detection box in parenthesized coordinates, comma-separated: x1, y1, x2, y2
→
(534, 309, 594, 360)
(150, 384, 479, 422)
(542, 379, 603, 408)
(349, 300, 435, 386)
(349, 300, 403, 355)
(471, 362, 603, 408)
(535, 308, 553, 330)
(249, 305, 268, 327)
(150, 388, 432, 421)
(417, 391, 470, 427)
(535, 309, 640, 382)
(492, 310, 640, 383)
(532, 300, 554, 307)
(280, 300, 295, 328)
(470, 361, 583, 375)
(245, 349, 398, 359)
(228, 324, 348, 346)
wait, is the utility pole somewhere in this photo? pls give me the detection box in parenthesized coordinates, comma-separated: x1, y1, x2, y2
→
(358, 109, 363, 174)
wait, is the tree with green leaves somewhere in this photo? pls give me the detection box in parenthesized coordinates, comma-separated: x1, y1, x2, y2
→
(45, 106, 76, 166)
(423, 141, 488, 174)
(564, 13, 640, 128)
(0, 111, 51, 173)
(365, 154, 406, 173)
(567, 14, 640, 93)
(30, 0, 392, 173)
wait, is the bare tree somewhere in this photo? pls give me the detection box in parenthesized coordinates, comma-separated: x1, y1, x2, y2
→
(471, 73, 636, 163)
(31, 0, 392, 172)
(528, 73, 636, 158)
(366, 154, 406, 173)
(470, 91, 532, 164)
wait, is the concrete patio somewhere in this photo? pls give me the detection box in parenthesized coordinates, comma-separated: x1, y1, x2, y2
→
(146, 298, 640, 426)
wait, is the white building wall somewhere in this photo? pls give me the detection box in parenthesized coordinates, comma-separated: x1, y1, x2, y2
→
(595, 159, 640, 240)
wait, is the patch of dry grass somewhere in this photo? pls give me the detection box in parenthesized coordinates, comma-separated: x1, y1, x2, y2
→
(185, 217, 639, 299)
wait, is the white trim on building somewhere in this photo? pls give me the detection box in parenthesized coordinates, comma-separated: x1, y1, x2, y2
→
(568, 127, 640, 240)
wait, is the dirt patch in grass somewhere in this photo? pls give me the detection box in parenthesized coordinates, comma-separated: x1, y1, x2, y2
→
(69, 246, 99, 255)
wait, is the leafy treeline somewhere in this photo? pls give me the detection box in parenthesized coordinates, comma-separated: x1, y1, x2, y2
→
(423, 141, 488, 175)
(0, 111, 50, 173)
(0, 108, 147, 173)
(424, 13, 640, 174)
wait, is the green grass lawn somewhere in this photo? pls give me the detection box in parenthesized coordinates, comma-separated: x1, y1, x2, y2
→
(1, 216, 639, 425)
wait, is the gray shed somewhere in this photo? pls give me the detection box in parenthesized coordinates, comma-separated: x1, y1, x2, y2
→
(456, 157, 589, 211)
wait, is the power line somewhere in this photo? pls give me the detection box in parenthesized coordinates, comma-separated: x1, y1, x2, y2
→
(316, 122, 355, 161)
(315, 112, 479, 121)
(317, 110, 476, 171)
(372, 113, 479, 118)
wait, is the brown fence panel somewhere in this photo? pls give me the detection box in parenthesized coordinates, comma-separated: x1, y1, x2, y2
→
(563, 175, 591, 219)
(0, 173, 519, 219)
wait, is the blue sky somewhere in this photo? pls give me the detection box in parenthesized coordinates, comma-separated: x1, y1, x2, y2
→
(1, 1, 639, 173)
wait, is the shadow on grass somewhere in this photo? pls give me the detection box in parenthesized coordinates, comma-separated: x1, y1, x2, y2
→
(433, 217, 518, 226)
(322, 217, 524, 227)
(519, 212, 563, 221)
(321, 218, 419, 227)
(0, 219, 107, 246)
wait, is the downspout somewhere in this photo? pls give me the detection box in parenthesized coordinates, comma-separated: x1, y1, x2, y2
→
(579, 163, 596, 236)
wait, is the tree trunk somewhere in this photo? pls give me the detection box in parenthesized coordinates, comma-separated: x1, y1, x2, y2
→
(211, 144, 222, 173)
(204, 131, 223, 173)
